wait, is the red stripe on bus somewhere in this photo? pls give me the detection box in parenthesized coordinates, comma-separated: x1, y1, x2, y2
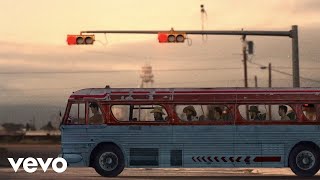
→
(111, 91, 149, 94)
(70, 94, 106, 98)
(173, 90, 320, 94)
(253, 157, 281, 162)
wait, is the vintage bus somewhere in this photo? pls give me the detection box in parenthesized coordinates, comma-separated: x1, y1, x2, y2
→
(60, 87, 320, 177)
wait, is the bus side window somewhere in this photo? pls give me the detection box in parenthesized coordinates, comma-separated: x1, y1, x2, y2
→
(68, 103, 86, 124)
(239, 104, 296, 121)
(176, 105, 232, 122)
(176, 105, 200, 122)
(111, 105, 167, 122)
(132, 105, 168, 122)
(206, 105, 232, 121)
(239, 105, 267, 121)
(88, 102, 104, 124)
(111, 105, 130, 121)
(302, 104, 317, 121)
(271, 105, 296, 121)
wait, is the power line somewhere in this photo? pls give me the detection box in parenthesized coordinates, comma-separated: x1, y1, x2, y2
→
(248, 61, 320, 84)
(2, 66, 318, 75)
(0, 67, 244, 74)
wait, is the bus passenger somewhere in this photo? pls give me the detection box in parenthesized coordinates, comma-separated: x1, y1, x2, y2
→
(222, 107, 232, 121)
(89, 102, 103, 124)
(182, 106, 198, 121)
(287, 110, 296, 120)
(303, 104, 316, 121)
(213, 107, 223, 120)
(150, 107, 165, 121)
(207, 105, 215, 120)
(248, 106, 263, 121)
(278, 105, 290, 120)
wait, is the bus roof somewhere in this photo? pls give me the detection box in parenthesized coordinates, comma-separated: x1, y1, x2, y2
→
(69, 87, 320, 102)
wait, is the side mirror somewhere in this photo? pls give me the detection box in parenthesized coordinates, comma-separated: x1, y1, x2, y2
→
(59, 111, 63, 128)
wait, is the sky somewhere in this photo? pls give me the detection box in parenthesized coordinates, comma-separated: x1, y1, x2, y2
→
(0, 0, 320, 127)
(0, 0, 320, 45)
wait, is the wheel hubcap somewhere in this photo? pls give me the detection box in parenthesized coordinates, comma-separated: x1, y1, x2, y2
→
(296, 150, 315, 170)
(99, 152, 118, 171)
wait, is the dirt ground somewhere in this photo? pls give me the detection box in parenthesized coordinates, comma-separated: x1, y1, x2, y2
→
(0, 144, 60, 167)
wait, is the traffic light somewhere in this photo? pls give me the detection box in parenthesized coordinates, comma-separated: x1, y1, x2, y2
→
(67, 34, 95, 45)
(158, 30, 186, 43)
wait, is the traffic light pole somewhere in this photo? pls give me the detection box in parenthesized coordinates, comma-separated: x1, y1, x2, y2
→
(81, 25, 300, 87)
(291, 25, 300, 87)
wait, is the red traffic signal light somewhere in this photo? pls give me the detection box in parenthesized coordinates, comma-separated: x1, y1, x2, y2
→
(67, 34, 95, 45)
(158, 31, 186, 43)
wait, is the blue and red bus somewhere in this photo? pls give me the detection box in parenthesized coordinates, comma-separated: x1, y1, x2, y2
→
(60, 87, 320, 177)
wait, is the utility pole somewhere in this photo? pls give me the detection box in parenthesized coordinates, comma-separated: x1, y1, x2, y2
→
(268, 63, 272, 120)
(242, 35, 249, 119)
(254, 76, 258, 88)
(242, 35, 248, 88)
(268, 63, 272, 88)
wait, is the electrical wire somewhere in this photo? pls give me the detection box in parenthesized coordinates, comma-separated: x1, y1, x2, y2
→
(186, 35, 193, 46)
(248, 60, 320, 84)
(1, 65, 318, 75)
(0, 67, 244, 75)
(93, 33, 109, 47)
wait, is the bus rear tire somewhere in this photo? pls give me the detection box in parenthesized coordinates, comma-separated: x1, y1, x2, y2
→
(289, 144, 320, 177)
(92, 144, 125, 177)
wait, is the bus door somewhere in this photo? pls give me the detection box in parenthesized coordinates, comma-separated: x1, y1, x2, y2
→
(173, 104, 235, 168)
(61, 102, 88, 160)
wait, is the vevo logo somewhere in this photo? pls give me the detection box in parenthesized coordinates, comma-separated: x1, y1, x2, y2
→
(8, 157, 67, 173)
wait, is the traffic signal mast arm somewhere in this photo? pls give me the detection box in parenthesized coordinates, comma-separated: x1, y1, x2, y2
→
(72, 29, 292, 44)
(80, 30, 292, 37)
(67, 28, 294, 45)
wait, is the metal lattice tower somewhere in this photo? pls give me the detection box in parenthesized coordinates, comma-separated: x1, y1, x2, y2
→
(139, 64, 154, 88)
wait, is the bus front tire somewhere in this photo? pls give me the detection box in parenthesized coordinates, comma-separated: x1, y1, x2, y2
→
(93, 145, 125, 177)
(289, 144, 320, 177)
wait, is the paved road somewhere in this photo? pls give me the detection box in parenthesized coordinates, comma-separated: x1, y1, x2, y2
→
(1, 145, 320, 179)
(1, 168, 320, 180)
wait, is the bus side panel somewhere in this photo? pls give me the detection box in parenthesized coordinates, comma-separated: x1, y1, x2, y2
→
(173, 125, 235, 168)
(86, 125, 173, 168)
(260, 125, 320, 167)
(61, 124, 320, 168)
(236, 125, 320, 168)
(235, 126, 262, 167)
